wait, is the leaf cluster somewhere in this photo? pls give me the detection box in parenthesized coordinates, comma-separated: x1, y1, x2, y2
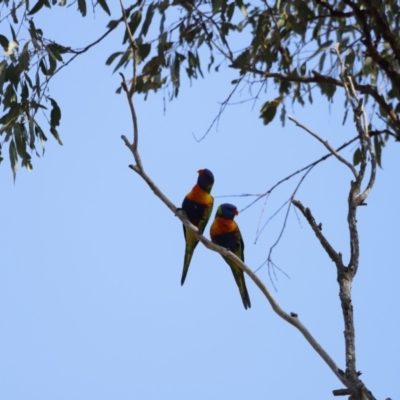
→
(107, 0, 400, 166)
(2, 0, 400, 177)
(0, 0, 110, 179)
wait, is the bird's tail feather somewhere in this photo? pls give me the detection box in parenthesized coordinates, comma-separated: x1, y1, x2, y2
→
(181, 240, 199, 286)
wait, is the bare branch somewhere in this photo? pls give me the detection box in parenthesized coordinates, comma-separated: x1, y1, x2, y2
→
(123, 131, 350, 387)
(292, 200, 343, 268)
(120, 75, 143, 170)
(193, 76, 244, 142)
(43, 2, 141, 89)
(155, 183, 351, 386)
(333, 45, 377, 275)
(119, 0, 142, 169)
(288, 115, 358, 178)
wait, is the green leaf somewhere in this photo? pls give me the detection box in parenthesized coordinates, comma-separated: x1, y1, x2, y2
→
(105, 52, 123, 66)
(226, 2, 235, 20)
(280, 104, 286, 126)
(21, 158, 33, 171)
(140, 4, 155, 37)
(107, 19, 120, 29)
(232, 49, 250, 70)
(10, 24, 17, 42)
(300, 62, 306, 76)
(0, 60, 7, 94)
(212, 0, 223, 14)
(21, 82, 29, 101)
(319, 52, 326, 72)
(97, 0, 110, 15)
(39, 59, 48, 75)
(19, 42, 30, 71)
(113, 49, 131, 73)
(34, 122, 47, 153)
(342, 108, 348, 125)
(49, 97, 61, 127)
(28, 117, 35, 150)
(319, 82, 336, 101)
(0, 104, 22, 134)
(353, 148, 362, 166)
(307, 84, 313, 104)
(260, 97, 281, 125)
(47, 50, 57, 74)
(14, 123, 30, 160)
(47, 43, 63, 62)
(137, 43, 151, 64)
(28, 0, 46, 15)
(374, 134, 383, 168)
(77, 0, 87, 16)
(345, 48, 355, 68)
(2, 83, 17, 108)
(308, 40, 332, 62)
(0, 34, 9, 50)
(35, 70, 41, 94)
(50, 126, 63, 145)
(9, 138, 18, 181)
(235, 0, 247, 17)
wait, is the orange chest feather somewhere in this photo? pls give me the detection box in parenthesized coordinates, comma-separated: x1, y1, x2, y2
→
(210, 217, 238, 237)
(186, 184, 213, 206)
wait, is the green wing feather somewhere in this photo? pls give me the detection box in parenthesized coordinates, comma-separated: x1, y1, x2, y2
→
(225, 227, 251, 309)
(181, 199, 213, 286)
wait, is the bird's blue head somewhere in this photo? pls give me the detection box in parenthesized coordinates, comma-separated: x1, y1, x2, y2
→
(217, 203, 238, 220)
(197, 169, 214, 193)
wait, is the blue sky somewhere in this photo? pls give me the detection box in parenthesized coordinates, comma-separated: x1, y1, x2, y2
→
(1, 3, 399, 399)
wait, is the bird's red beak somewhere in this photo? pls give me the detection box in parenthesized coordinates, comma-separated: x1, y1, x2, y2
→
(234, 209, 239, 216)
(198, 169, 204, 175)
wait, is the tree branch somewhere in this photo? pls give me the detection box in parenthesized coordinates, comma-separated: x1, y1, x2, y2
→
(343, 0, 400, 93)
(288, 115, 358, 178)
(123, 151, 350, 388)
(228, 62, 400, 135)
(291, 200, 343, 267)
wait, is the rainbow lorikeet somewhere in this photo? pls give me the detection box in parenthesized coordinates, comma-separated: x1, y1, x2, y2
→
(210, 203, 251, 309)
(181, 169, 214, 286)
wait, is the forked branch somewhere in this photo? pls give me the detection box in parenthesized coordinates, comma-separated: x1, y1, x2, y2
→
(288, 115, 358, 178)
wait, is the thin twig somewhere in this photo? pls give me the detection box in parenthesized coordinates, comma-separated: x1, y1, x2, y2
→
(240, 136, 359, 214)
(193, 76, 244, 142)
(119, 0, 141, 169)
(41, 2, 140, 90)
(288, 115, 358, 178)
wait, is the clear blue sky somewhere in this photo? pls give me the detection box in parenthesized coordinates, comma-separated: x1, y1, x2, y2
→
(1, 3, 398, 399)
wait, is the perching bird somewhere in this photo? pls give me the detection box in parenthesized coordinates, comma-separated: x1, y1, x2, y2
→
(181, 169, 214, 286)
(210, 203, 251, 309)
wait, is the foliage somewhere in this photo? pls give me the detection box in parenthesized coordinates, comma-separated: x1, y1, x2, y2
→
(0, 0, 110, 179)
(107, 0, 400, 166)
(0, 0, 399, 176)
